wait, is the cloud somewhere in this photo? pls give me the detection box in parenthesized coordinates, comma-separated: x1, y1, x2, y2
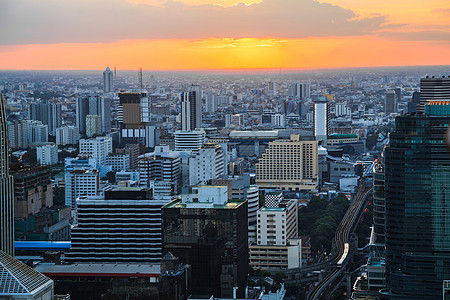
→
(0, 0, 388, 45)
(378, 30, 450, 42)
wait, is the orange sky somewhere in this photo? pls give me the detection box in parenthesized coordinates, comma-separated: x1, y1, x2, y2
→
(0, 0, 449, 70)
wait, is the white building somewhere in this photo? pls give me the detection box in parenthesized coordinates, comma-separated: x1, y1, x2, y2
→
(86, 115, 102, 137)
(182, 186, 228, 207)
(174, 130, 205, 152)
(115, 171, 140, 183)
(189, 144, 225, 186)
(64, 156, 99, 209)
(314, 98, 330, 144)
(56, 126, 80, 145)
(335, 102, 351, 117)
(36, 144, 58, 165)
(79, 136, 113, 167)
(249, 198, 301, 271)
(106, 153, 130, 171)
(205, 92, 217, 113)
(271, 113, 285, 127)
(28, 120, 48, 145)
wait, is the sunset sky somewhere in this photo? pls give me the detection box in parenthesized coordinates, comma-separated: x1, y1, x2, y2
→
(0, 0, 449, 70)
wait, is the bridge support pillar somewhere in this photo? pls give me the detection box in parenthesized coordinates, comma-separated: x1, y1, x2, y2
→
(347, 274, 352, 299)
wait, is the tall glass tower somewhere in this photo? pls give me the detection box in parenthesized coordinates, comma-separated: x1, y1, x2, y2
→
(0, 90, 14, 256)
(383, 100, 450, 298)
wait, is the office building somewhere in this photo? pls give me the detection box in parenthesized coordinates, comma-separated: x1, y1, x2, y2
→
(103, 66, 114, 93)
(64, 156, 99, 209)
(118, 91, 150, 144)
(314, 98, 330, 143)
(288, 82, 310, 100)
(385, 89, 397, 114)
(335, 102, 351, 117)
(418, 75, 450, 112)
(189, 143, 225, 185)
(36, 144, 58, 165)
(106, 153, 130, 171)
(180, 85, 202, 131)
(382, 100, 450, 298)
(162, 186, 248, 298)
(138, 145, 182, 195)
(0, 250, 54, 300)
(28, 102, 61, 135)
(55, 126, 80, 145)
(85, 115, 102, 137)
(67, 187, 169, 263)
(255, 134, 318, 191)
(0, 91, 14, 256)
(116, 143, 140, 170)
(174, 130, 205, 151)
(213, 176, 259, 244)
(79, 136, 113, 167)
(76, 95, 111, 135)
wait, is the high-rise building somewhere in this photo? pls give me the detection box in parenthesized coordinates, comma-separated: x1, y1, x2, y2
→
(67, 187, 169, 264)
(383, 100, 450, 298)
(28, 102, 61, 135)
(55, 126, 80, 145)
(418, 75, 450, 112)
(385, 89, 397, 114)
(180, 85, 202, 131)
(249, 197, 301, 271)
(118, 91, 150, 144)
(103, 66, 114, 93)
(213, 176, 259, 244)
(106, 153, 130, 171)
(0, 91, 14, 256)
(79, 136, 113, 167)
(64, 156, 99, 209)
(189, 143, 225, 186)
(7, 118, 30, 148)
(85, 115, 102, 137)
(116, 144, 140, 170)
(288, 82, 310, 100)
(314, 97, 330, 143)
(162, 186, 248, 298)
(76, 95, 111, 135)
(174, 130, 205, 152)
(256, 134, 318, 191)
(205, 92, 217, 113)
(138, 145, 182, 196)
(36, 144, 58, 165)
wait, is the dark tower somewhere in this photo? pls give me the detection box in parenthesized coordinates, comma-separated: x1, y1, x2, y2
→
(383, 100, 450, 298)
(0, 90, 14, 256)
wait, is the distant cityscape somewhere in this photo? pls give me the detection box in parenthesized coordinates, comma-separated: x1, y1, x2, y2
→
(0, 66, 449, 300)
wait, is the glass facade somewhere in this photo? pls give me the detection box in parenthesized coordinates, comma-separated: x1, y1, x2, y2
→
(384, 105, 450, 298)
(162, 200, 248, 298)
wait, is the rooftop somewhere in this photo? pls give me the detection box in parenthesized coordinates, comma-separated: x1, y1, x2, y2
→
(0, 251, 53, 296)
(35, 263, 160, 277)
(164, 198, 246, 210)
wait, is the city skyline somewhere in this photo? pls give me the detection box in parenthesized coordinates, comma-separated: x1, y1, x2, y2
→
(0, 0, 449, 70)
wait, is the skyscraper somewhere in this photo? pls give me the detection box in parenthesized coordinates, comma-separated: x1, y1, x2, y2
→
(0, 91, 14, 256)
(385, 89, 397, 114)
(28, 102, 61, 135)
(103, 66, 114, 93)
(383, 100, 450, 298)
(418, 75, 450, 113)
(76, 95, 111, 135)
(180, 85, 202, 131)
(314, 97, 330, 143)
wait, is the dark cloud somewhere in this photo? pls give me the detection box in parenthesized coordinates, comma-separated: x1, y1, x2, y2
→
(0, 0, 389, 45)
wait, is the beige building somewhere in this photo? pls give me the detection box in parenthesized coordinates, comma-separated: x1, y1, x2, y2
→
(255, 134, 318, 191)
